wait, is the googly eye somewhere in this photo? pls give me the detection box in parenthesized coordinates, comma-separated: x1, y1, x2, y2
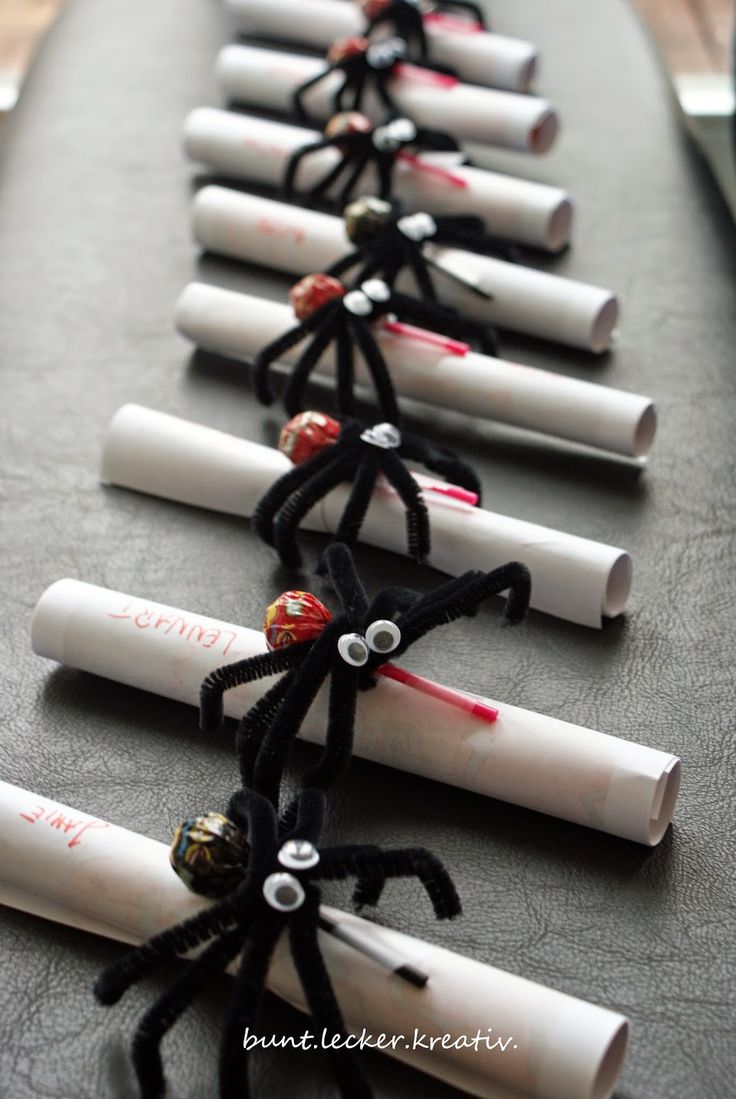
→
(361, 278, 391, 303)
(389, 118, 417, 144)
(263, 872, 305, 912)
(365, 619, 401, 654)
(397, 212, 437, 243)
(337, 632, 370, 666)
(372, 125, 398, 153)
(278, 839, 320, 871)
(343, 289, 372, 316)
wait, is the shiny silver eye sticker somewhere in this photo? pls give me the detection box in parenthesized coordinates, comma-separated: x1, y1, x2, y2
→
(343, 289, 372, 316)
(360, 422, 402, 449)
(263, 872, 305, 912)
(365, 619, 401, 654)
(278, 839, 320, 871)
(361, 278, 391, 303)
(337, 632, 370, 666)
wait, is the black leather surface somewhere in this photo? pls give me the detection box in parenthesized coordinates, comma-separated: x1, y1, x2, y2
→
(1, 1, 735, 1097)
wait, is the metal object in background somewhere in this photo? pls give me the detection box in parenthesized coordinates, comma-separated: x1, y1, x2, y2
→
(632, 0, 736, 221)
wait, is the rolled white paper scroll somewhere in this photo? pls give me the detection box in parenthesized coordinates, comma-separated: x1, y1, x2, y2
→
(104, 404, 633, 627)
(31, 577, 681, 845)
(0, 781, 629, 1099)
(215, 44, 559, 154)
(225, 0, 539, 93)
(175, 280, 651, 457)
(188, 187, 615, 351)
(184, 111, 573, 251)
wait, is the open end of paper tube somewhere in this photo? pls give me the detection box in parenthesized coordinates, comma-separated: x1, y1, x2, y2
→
(590, 295, 619, 353)
(591, 1020, 629, 1099)
(546, 196, 573, 252)
(529, 108, 559, 154)
(633, 403, 657, 458)
(648, 758, 682, 846)
(602, 553, 632, 618)
(518, 54, 538, 95)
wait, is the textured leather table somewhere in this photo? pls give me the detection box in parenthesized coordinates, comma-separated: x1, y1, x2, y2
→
(1, 1, 735, 1097)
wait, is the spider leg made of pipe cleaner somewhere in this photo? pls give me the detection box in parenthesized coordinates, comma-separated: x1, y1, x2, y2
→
(289, 886, 374, 1099)
(235, 670, 299, 789)
(359, 562, 533, 685)
(335, 322, 356, 412)
(199, 644, 309, 735)
(251, 441, 348, 548)
(250, 549, 372, 805)
(271, 447, 361, 568)
(250, 547, 374, 815)
(399, 427, 482, 501)
(317, 843, 462, 920)
(332, 450, 381, 547)
(251, 299, 340, 406)
(281, 311, 347, 416)
(249, 618, 355, 808)
(345, 312, 402, 423)
(377, 446, 431, 561)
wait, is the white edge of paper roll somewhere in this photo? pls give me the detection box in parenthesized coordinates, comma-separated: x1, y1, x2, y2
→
(0, 780, 630, 1099)
(185, 182, 615, 351)
(183, 110, 573, 253)
(29, 577, 681, 846)
(102, 403, 634, 627)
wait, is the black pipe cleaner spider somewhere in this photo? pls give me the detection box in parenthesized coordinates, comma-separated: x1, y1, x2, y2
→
(199, 543, 531, 821)
(362, 0, 488, 61)
(94, 785, 461, 1099)
(252, 411, 482, 568)
(251, 272, 499, 423)
(292, 34, 453, 124)
(283, 111, 462, 207)
(328, 198, 518, 314)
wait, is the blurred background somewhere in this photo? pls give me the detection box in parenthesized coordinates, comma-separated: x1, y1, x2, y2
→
(1, 0, 734, 212)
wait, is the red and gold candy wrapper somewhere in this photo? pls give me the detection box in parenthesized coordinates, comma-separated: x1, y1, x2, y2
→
(278, 410, 342, 466)
(263, 590, 333, 650)
(289, 273, 345, 321)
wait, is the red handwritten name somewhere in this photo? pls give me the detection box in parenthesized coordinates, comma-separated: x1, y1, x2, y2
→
(108, 602, 238, 657)
(19, 802, 110, 848)
(255, 216, 306, 247)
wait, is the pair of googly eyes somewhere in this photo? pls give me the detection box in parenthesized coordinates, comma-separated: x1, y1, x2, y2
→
(342, 278, 391, 317)
(263, 839, 320, 912)
(337, 619, 401, 666)
(372, 117, 418, 152)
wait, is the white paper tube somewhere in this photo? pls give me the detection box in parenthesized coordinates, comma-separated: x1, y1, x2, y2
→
(188, 185, 614, 350)
(215, 44, 558, 155)
(225, 0, 539, 94)
(175, 278, 651, 457)
(31, 576, 681, 845)
(184, 111, 572, 251)
(104, 403, 633, 627)
(0, 781, 630, 1099)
